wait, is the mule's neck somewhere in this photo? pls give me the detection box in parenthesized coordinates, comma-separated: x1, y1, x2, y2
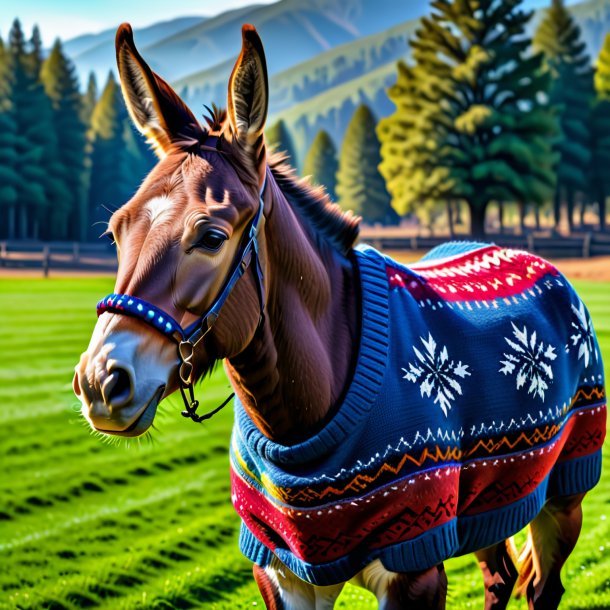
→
(225, 175, 360, 444)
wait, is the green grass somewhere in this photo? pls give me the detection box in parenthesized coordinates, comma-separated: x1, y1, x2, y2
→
(0, 277, 609, 610)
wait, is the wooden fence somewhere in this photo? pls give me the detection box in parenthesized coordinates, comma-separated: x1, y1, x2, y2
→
(1, 232, 610, 276)
(359, 230, 610, 259)
(0, 241, 117, 275)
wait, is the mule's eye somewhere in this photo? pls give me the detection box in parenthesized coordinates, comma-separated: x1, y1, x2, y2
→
(195, 228, 227, 252)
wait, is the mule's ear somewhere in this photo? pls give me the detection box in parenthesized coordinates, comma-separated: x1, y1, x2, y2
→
(227, 25, 269, 151)
(115, 23, 202, 157)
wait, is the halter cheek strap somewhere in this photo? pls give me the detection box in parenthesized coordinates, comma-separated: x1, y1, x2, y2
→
(96, 174, 267, 423)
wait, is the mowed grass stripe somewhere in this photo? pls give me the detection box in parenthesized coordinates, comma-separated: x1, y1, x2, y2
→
(1, 430, 231, 535)
(4, 499, 241, 609)
(0, 277, 608, 610)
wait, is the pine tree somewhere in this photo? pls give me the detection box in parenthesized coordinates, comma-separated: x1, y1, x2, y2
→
(29, 25, 43, 76)
(266, 119, 298, 168)
(8, 19, 65, 239)
(0, 37, 19, 239)
(303, 130, 338, 201)
(378, 61, 439, 225)
(591, 33, 610, 231)
(81, 71, 99, 238)
(82, 72, 98, 124)
(379, 0, 559, 237)
(41, 39, 88, 240)
(29, 26, 71, 239)
(337, 104, 396, 224)
(534, 0, 593, 232)
(88, 72, 153, 239)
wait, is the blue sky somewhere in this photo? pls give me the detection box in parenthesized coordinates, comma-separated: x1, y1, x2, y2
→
(0, 0, 278, 45)
(0, 0, 578, 46)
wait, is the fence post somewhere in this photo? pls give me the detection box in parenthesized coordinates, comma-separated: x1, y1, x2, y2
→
(410, 236, 418, 250)
(582, 232, 592, 258)
(0, 241, 5, 267)
(73, 242, 80, 264)
(527, 233, 535, 253)
(42, 245, 50, 278)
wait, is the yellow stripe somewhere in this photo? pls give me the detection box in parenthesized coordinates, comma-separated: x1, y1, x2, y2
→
(231, 436, 287, 502)
(231, 435, 261, 485)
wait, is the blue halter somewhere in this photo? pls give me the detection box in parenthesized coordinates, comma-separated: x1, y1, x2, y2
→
(97, 153, 267, 422)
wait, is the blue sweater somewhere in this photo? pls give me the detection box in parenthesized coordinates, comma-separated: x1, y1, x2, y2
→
(230, 243, 606, 586)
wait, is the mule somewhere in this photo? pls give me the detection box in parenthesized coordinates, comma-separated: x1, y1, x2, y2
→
(74, 23, 606, 609)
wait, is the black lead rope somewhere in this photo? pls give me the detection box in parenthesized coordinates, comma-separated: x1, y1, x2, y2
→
(179, 383, 235, 423)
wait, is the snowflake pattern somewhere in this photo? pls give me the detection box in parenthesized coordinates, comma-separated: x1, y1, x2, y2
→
(568, 301, 598, 368)
(499, 322, 557, 401)
(402, 333, 471, 417)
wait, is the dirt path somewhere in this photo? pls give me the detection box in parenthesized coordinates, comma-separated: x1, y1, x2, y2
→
(547, 256, 610, 283)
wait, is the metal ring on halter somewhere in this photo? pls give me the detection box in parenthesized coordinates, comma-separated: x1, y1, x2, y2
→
(96, 157, 267, 423)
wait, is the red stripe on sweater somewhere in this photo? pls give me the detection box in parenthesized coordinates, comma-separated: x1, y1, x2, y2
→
(458, 405, 606, 515)
(387, 248, 560, 302)
(232, 404, 605, 565)
(231, 466, 459, 565)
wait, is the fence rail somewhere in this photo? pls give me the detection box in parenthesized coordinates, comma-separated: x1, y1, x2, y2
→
(358, 231, 610, 259)
(1, 233, 610, 276)
(0, 241, 117, 275)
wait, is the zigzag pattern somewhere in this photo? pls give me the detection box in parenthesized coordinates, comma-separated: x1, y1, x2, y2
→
(256, 387, 606, 505)
(300, 495, 459, 559)
(306, 385, 605, 486)
(287, 446, 462, 504)
(274, 386, 606, 506)
(561, 429, 605, 458)
(388, 247, 565, 305)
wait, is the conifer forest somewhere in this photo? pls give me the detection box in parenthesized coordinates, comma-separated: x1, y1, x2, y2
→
(1, 0, 609, 241)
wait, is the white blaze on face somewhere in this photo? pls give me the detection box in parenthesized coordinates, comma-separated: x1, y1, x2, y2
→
(145, 195, 175, 226)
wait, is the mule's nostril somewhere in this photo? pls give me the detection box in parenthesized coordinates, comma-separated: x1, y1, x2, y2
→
(73, 371, 82, 397)
(102, 366, 135, 410)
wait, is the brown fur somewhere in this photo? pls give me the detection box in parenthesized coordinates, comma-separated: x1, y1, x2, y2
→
(475, 541, 519, 609)
(515, 494, 585, 609)
(385, 565, 448, 610)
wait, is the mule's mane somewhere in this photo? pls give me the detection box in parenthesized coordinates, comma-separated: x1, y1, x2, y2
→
(181, 107, 360, 255)
(268, 153, 360, 256)
(202, 103, 227, 131)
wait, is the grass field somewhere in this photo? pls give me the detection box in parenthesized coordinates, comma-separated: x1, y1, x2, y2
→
(0, 276, 609, 610)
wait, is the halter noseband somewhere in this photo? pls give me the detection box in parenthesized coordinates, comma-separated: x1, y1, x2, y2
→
(97, 152, 266, 423)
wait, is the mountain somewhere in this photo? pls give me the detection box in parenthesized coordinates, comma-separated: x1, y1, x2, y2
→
(144, 0, 426, 80)
(65, 0, 429, 86)
(64, 15, 207, 85)
(563, 0, 610, 58)
(174, 16, 420, 117)
(63, 0, 609, 165)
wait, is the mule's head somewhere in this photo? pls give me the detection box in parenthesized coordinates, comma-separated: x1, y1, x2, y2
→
(74, 23, 270, 436)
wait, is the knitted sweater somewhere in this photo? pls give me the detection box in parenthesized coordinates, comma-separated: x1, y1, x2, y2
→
(230, 243, 606, 586)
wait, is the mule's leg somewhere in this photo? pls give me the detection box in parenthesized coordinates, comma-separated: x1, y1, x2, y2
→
(253, 556, 344, 610)
(475, 540, 519, 610)
(516, 493, 585, 610)
(351, 559, 448, 610)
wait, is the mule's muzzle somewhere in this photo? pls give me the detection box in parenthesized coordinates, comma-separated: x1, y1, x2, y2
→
(74, 324, 177, 437)
(93, 385, 165, 437)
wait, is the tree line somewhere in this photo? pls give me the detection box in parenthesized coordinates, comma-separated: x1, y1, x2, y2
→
(0, 19, 154, 241)
(272, 0, 610, 237)
(2, 0, 609, 242)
